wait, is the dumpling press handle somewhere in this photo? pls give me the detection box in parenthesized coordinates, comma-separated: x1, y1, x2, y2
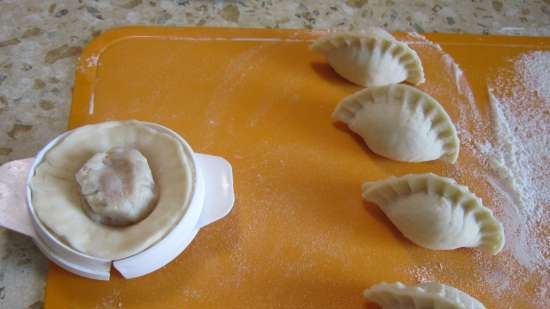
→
(194, 154, 235, 229)
(0, 158, 36, 237)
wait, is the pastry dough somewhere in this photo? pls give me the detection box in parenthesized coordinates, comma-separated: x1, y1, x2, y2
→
(75, 147, 158, 226)
(333, 84, 459, 163)
(364, 282, 486, 309)
(311, 29, 425, 86)
(30, 121, 194, 260)
(362, 173, 505, 254)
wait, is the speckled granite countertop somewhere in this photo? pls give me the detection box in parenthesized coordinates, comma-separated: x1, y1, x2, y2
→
(0, 0, 548, 308)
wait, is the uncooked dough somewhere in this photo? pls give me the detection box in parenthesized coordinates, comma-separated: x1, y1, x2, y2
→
(362, 173, 505, 255)
(30, 121, 195, 260)
(364, 282, 487, 309)
(75, 147, 157, 226)
(333, 84, 460, 163)
(311, 28, 425, 87)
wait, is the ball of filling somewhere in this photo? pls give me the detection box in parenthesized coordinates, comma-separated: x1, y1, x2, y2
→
(75, 147, 158, 226)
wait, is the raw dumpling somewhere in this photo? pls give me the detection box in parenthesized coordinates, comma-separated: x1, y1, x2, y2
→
(362, 173, 505, 255)
(75, 147, 158, 226)
(364, 282, 486, 309)
(333, 84, 459, 163)
(311, 28, 425, 87)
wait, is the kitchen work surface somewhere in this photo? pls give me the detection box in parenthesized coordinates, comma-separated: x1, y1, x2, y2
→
(1, 1, 550, 308)
(38, 26, 549, 308)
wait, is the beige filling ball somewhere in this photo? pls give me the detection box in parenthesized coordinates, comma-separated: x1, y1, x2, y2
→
(75, 147, 158, 226)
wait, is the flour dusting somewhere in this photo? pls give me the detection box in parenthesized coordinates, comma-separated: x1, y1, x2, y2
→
(485, 52, 550, 212)
(517, 51, 550, 104)
(404, 33, 549, 308)
(95, 290, 122, 309)
(85, 55, 100, 68)
(482, 51, 550, 274)
(409, 265, 434, 283)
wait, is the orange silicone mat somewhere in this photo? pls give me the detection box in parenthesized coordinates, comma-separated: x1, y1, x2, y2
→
(43, 27, 549, 308)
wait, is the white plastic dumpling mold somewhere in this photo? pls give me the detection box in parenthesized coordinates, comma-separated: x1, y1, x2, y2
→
(0, 121, 235, 280)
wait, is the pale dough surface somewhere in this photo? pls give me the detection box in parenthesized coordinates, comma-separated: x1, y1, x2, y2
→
(364, 282, 487, 309)
(362, 173, 505, 255)
(311, 28, 425, 87)
(333, 84, 460, 163)
(30, 121, 194, 260)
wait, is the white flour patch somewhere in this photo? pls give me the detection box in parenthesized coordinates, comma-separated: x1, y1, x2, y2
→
(95, 290, 122, 309)
(85, 55, 99, 68)
(482, 51, 550, 273)
(404, 33, 549, 308)
(77, 54, 100, 73)
(517, 51, 550, 104)
(409, 265, 434, 283)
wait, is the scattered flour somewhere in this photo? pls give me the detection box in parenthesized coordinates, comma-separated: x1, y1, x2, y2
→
(517, 51, 550, 104)
(483, 51, 550, 276)
(485, 52, 550, 213)
(409, 265, 434, 283)
(478, 55, 549, 308)
(85, 55, 100, 68)
(404, 33, 549, 308)
(95, 290, 123, 309)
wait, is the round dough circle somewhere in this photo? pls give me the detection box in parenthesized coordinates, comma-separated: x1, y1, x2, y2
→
(30, 121, 195, 260)
(75, 147, 158, 226)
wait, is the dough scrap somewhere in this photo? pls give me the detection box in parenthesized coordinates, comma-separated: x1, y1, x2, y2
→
(75, 147, 157, 226)
(364, 282, 487, 309)
(362, 173, 505, 255)
(30, 121, 194, 260)
(311, 28, 425, 87)
(333, 84, 459, 163)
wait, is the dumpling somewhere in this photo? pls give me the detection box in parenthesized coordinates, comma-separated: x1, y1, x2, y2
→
(362, 173, 505, 255)
(333, 84, 459, 163)
(311, 28, 425, 87)
(364, 282, 487, 309)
